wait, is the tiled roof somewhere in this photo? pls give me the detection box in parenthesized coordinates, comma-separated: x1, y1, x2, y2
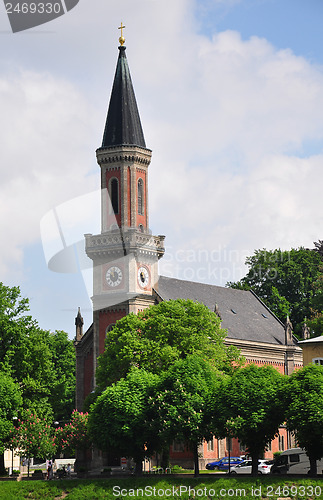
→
(157, 276, 288, 346)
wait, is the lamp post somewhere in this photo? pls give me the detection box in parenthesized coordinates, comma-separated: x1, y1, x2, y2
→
(11, 416, 18, 476)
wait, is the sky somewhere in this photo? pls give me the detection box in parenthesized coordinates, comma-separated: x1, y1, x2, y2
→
(1, 0, 323, 337)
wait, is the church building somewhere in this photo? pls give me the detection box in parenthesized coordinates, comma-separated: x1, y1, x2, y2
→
(74, 30, 302, 468)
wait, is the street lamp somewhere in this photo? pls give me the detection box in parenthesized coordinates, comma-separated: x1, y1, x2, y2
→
(11, 417, 18, 476)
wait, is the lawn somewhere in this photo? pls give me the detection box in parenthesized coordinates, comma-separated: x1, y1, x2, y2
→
(0, 475, 322, 500)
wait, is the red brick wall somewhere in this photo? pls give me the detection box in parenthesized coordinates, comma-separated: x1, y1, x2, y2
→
(246, 358, 285, 374)
(99, 309, 127, 354)
(136, 169, 147, 228)
(127, 167, 131, 225)
(84, 348, 93, 399)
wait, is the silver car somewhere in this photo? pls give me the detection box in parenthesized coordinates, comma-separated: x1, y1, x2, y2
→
(228, 459, 272, 474)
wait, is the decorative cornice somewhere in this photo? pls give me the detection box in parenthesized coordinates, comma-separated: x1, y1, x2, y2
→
(225, 336, 303, 364)
(96, 145, 152, 167)
(98, 154, 151, 166)
(85, 230, 165, 260)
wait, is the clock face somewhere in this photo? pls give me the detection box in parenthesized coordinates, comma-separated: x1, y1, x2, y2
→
(138, 266, 150, 288)
(105, 266, 123, 287)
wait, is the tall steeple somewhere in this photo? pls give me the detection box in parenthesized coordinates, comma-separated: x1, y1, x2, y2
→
(101, 36, 146, 148)
(96, 30, 153, 233)
(77, 29, 164, 413)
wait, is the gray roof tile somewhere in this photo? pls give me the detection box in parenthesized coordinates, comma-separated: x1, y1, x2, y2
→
(157, 276, 287, 345)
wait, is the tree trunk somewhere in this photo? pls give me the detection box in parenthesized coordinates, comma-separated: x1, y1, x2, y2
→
(309, 455, 317, 477)
(193, 443, 199, 477)
(0, 452, 5, 475)
(251, 453, 259, 476)
(134, 456, 143, 476)
(161, 448, 169, 470)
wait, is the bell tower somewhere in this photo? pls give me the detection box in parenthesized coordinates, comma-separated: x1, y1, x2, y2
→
(77, 28, 165, 404)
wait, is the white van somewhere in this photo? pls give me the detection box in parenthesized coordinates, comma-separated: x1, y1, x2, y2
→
(271, 448, 323, 475)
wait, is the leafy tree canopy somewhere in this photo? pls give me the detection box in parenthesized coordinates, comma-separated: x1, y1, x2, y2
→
(213, 364, 285, 475)
(10, 409, 57, 476)
(55, 410, 90, 457)
(284, 364, 323, 476)
(96, 299, 242, 390)
(89, 368, 160, 474)
(0, 371, 22, 455)
(149, 355, 222, 476)
(0, 283, 75, 422)
(307, 266, 323, 337)
(46, 330, 76, 422)
(228, 247, 321, 336)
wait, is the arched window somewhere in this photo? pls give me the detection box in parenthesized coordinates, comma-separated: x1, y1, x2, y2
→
(110, 179, 119, 215)
(138, 224, 144, 233)
(138, 178, 144, 215)
(106, 324, 115, 335)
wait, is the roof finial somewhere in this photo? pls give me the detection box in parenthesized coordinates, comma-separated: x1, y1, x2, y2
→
(118, 22, 126, 46)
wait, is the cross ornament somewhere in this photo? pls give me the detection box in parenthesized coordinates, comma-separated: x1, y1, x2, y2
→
(118, 22, 126, 45)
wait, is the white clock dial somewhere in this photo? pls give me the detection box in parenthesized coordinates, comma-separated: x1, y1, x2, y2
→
(105, 266, 123, 287)
(138, 266, 149, 288)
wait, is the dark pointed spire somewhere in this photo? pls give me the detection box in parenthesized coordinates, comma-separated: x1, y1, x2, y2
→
(75, 307, 84, 341)
(102, 44, 146, 148)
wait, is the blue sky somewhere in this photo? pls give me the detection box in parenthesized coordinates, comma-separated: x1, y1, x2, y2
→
(1, 0, 323, 336)
(198, 0, 323, 63)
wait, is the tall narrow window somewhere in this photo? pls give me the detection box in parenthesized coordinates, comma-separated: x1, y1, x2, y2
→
(138, 178, 144, 215)
(207, 439, 214, 452)
(111, 179, 119, 214)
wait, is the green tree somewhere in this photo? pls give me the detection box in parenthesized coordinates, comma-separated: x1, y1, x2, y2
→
(46, 331, 76, 422)
(228, 247, 321, 335)
(307, 266, 323, 337)
(215, 364, 285, 476)
(0, 371, 22, 473)
(89, 368, 160, 475)
(96, 299, 242, 389)
(10, 409, 56, 476)
(284, 364, 323, 477)
(149, 355, 222, 477)
(55, 410, 90, 457)
(0, 283, 75, 422)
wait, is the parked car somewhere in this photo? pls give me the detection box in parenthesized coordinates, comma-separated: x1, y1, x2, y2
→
(228, 459, 272, 474)
(271, 448, 323, 475)
(206, 457, 244, 470)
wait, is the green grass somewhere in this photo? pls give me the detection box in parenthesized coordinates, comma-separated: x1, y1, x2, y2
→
(0, 476, 322, 499)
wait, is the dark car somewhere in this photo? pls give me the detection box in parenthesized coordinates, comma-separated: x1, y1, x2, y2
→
(206, 457, 244, 470)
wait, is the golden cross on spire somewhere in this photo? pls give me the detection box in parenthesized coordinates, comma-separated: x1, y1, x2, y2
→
(118, 22, 126, 46)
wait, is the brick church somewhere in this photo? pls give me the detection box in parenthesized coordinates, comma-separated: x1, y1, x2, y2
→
(74, 31, 302, 468)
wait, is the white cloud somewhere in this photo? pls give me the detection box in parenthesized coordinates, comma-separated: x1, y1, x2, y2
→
(146, 27, 323, 284)
(0, 70, 99, 278)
